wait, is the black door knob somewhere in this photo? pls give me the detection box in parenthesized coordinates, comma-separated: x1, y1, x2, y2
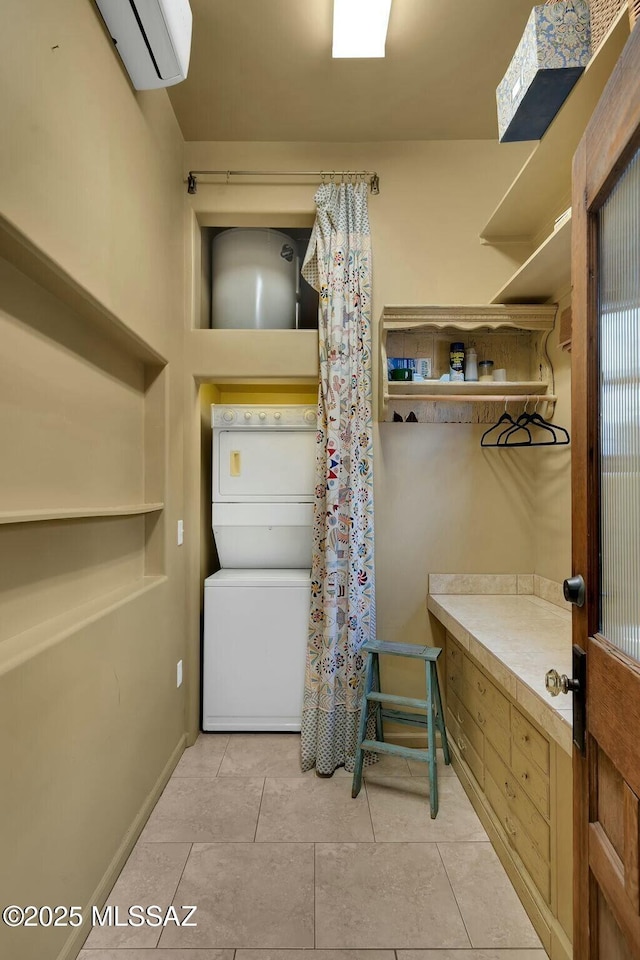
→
(563, 575, 585, 607)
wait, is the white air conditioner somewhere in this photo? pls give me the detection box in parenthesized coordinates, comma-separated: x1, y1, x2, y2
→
(95, 0, 192, 90)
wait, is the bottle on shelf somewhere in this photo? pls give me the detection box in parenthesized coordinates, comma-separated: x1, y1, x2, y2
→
(464, 345, 478, 381)
(449, 342, 465, 382)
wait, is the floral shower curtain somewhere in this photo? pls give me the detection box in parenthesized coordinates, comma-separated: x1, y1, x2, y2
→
(300, 181, 376, 776)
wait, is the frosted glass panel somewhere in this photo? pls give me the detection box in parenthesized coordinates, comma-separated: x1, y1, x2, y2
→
(600, 146, 640, 662)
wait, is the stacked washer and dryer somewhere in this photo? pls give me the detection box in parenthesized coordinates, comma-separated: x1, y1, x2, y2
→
(203, 404, 317, 731)
(202, 228, 317, 731)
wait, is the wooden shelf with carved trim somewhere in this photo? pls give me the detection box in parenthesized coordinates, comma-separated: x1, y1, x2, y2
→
(379, 304, 557, 423)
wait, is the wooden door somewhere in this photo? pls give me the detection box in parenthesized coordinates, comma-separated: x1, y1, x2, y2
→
(572, 24, 640, 960)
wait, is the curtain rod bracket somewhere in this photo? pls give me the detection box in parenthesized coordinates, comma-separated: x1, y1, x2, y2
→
(370, 173, 380, 195)
(187, 172, 197, 195)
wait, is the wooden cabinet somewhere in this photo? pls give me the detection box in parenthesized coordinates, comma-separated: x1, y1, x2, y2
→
(379, 304, 557, 423)
(443, 630, 573, 960)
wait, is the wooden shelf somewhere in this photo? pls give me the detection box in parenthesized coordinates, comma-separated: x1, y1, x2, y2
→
(0, 576, 167, 678)
(380, 304, 558, 422)
(491, 215, 572, 305)
(0, 503, 164, 526)
(481, 9, 629, 245)
(388, 380, 551, 399)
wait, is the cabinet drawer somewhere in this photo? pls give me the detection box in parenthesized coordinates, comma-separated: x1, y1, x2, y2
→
(447, 704, 484, 788)
(448, 688, 484, 758)
(511, 705, 550, 775)
(485, 741, 550, 860)
(465, 683, 510, 758)
(445, 634, 463, 699)
(463, 658, 510, 727)
(511, 741, 550, 817)
(486, 772, 551, 904)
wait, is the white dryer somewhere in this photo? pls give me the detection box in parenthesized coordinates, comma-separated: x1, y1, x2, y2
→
(211, 404, 316, 568)
(203, 404, 316, 732)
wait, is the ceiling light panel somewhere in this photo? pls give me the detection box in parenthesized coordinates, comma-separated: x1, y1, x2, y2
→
(332, 0, 392, 58)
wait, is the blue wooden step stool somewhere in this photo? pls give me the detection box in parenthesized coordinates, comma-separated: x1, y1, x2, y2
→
(351, 639, 450, 818)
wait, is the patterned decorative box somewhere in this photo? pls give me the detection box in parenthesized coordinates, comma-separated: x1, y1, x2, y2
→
(497, 1, 591, 143)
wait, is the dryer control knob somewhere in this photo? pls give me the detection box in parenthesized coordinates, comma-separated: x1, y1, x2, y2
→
(244, 411, 252, 421)
(274, 412, 282, 420)
(304, 409, 316, 424)
(222, 410, 235, 423)
(259, 412, 267, 421)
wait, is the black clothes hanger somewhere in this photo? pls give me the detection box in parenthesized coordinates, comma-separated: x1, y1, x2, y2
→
(496, 400, 535, 445)
(480, 406, 518, 446)
(526, 411, 570, 444)
(496, 413, 532, 445)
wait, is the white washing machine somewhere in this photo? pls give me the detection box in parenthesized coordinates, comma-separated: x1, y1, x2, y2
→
(202, 404, 316, 731)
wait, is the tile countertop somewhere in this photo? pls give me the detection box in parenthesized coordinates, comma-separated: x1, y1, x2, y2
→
(427, 584, 573, 756)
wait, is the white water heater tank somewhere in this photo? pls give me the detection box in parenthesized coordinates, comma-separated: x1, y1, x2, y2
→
(211, 229, 299, 330)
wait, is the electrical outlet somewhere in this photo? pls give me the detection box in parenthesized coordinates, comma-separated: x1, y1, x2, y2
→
(176, 660, 183, 687)
(177, 520, 184, 546)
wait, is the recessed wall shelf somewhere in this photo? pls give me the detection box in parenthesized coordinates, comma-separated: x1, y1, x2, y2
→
(0, 213, 166, 366)
(481, 9, 629, 248)
(1, 218, 168, 648)
(187, 328, 318, 383)
(0, 576, 167, 678)
(380, 304, 557, 423)
(0, 503, 164, 526)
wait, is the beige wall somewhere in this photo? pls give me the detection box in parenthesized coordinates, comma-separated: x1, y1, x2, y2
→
(184, 139, 571, 709)
(0, 2, 187, 959)
(533, 292, 573, 584)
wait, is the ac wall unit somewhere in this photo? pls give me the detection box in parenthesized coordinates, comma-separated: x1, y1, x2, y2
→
(95, 0, 193, 90)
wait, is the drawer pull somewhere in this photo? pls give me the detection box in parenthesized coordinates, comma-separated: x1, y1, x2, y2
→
(505, 782, 517, 800)
(456, 711, 463, 724)
(457, 736, 467, 753)
(476, 711, 486, 726)
(521, 771, 529, 782)
(505, 816, 517, 837)
(476, 681, 486, 695)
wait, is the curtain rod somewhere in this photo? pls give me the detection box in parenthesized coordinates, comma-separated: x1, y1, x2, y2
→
(186, 169, 380, 195)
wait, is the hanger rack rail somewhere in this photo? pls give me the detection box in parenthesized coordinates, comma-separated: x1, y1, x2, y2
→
(185, 169, 380, 195)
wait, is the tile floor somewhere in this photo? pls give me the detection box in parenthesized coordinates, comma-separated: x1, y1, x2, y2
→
(78, 733, 546, 959)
